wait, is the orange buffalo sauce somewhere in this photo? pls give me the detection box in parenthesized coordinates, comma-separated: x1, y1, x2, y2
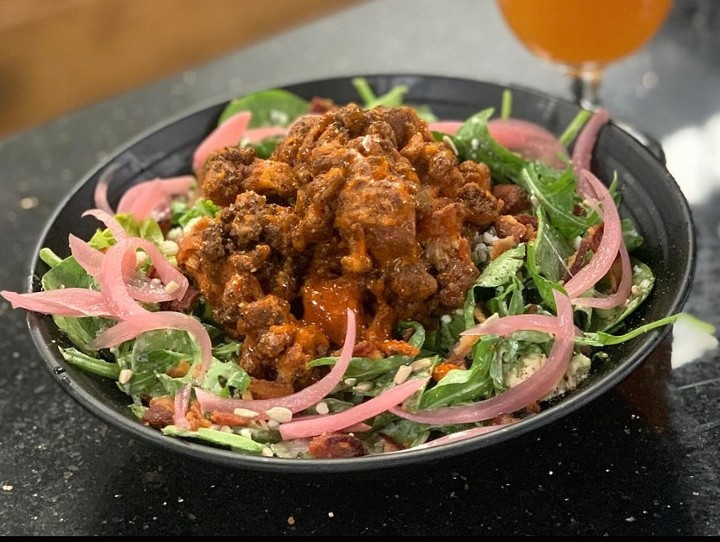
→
(301, 276, 363, 346)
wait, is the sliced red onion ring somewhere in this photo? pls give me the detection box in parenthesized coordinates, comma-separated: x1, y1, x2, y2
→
(90, 310, 213, 384)
(173, 384, 192, 429)
(98, 238, 188, 319)
(390, 291, 575, 425)
(461, 313, 577, 337)
(243, 126, 287, 143)
(116, 176, 195, 221)
(93, 164, 120, 215)
(192, 110, 251, 173)
(572, 108, 610, 197)
(82, 209, 128, 243)
(195, 309, 357, 416)
(488, 118, 568, 169)
(563, 169, 623, 300)
(427, 120, 463, 135)
(279, 377, 429, 441)
(0, 289, 114, 318)
(70, 234, 181, 304)
(572, 238, 632, 309)
(69, 234, 103, 278)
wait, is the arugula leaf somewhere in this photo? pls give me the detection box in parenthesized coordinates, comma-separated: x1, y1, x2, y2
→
(419, 338, 499, 408)
(352, 77, 408, 108)
(587, 259, 656, 333)
(526, 207, 572, 309)
(518, 164, 590, 240)
(452, 108, 527, 183)
(475, 244, 526, 287)
(61, 347, 120, 379)
(375, 417, 431, 449)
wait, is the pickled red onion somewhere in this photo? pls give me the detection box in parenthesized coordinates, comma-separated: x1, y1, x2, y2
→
(116, 176, 195, 221)
(430, 118, 568, 168)
(427, 120, 463, 135)
(572, 108, 610, 197)
(90, 310, 213, 384)
(69, 234, 104, 278)
(98, 238, 188, 318)
(82, 209, 128, 243)
(192, 110, 251, 173)
(195, 309, 357, 416)
(461, 313, 579, 337)
(279, 377, 429, 441)
(93, 163, 120, 215)
(70, 234, 182, 304)
(173, 384, 192, 429)
(487, 118, 568, 169)
(390, 291, 575, 425)
(563, 169, 623, 300)
(243, 126, 287, 143)
(572, 239, 632, 310)
(0, 289, 114, 318)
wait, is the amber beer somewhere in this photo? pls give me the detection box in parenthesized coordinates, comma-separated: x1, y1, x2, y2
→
(496, 0, 672, 76)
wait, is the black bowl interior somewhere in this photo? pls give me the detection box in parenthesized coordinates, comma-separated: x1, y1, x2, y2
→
(26, 74, 696, 473)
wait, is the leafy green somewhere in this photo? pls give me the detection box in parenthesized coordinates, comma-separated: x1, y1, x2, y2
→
(41, 256, 112, 354)
(474, 244, 526, 287)
(87, 213, 164, 249)
(351, 77, 437, 121)
(171, 197, 220, 228)
(162, 425, 265, 453)
(218, 89, 310, 127)
(61, 348, 120, 379)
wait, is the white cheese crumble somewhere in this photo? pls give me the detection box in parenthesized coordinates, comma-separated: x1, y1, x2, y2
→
(503, 352, 592, 401)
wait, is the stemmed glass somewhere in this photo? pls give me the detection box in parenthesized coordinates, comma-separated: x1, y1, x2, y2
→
(496, 0, 673, 157)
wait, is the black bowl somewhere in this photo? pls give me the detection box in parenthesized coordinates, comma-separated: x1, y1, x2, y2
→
(26, 74, 696, 473)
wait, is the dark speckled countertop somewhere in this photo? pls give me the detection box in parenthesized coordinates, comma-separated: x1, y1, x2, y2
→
(1, 0, 719, 536)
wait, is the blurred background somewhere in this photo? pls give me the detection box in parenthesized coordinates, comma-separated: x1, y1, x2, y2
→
(0, 0, 363, 138)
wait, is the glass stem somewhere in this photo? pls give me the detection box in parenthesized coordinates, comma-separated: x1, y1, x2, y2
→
(569, 69, 603, 110)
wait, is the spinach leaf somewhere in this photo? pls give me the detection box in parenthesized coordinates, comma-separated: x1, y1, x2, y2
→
(218, 89, 310, 127)
(41, 256, 112, 354)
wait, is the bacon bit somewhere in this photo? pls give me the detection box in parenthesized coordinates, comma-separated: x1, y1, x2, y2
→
(308, 432, 367, 458)
(142, 396, 174, 429)
(378, 339, 420, 357)
(352, 340, 378, 358)
(489, 413, 521, 425)
(165, 359, 190, 378)
(489, 235, 517, 260)
(565, 224, 603, 281)
(209, 411, 254, 427)
(379, 434, 406, 453)
(186, 400, 212, 431)
(433, 362, 464, 382)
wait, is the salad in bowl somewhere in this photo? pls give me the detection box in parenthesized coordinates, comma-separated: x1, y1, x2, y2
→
(3, 76, 689, 463)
